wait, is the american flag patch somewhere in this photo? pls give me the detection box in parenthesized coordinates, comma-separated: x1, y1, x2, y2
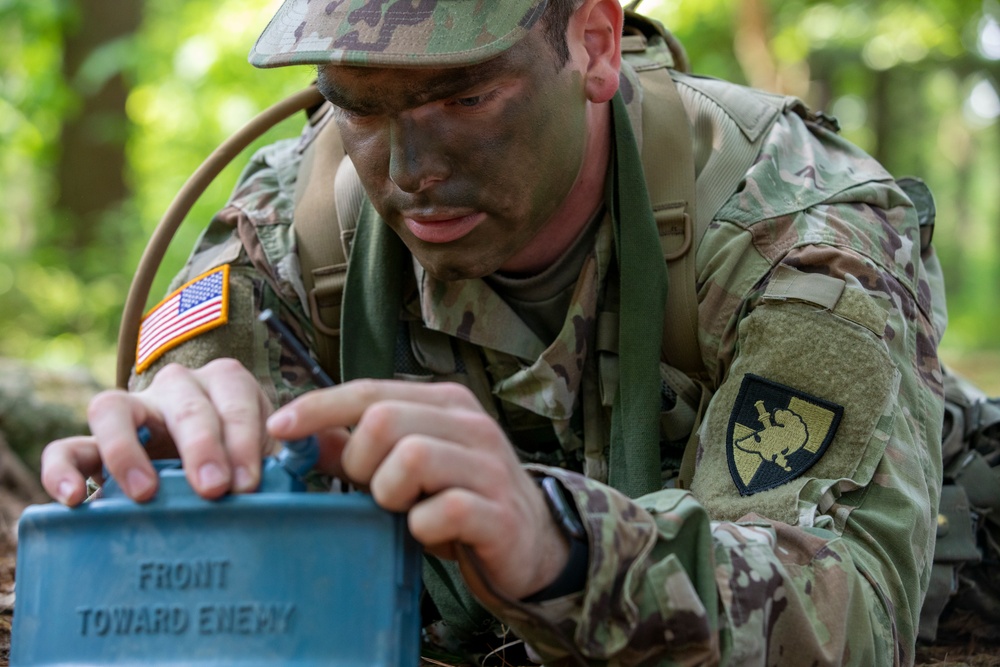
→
(135, 265, 230, 374)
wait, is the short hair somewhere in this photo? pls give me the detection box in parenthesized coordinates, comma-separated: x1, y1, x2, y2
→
(541, 0, 584, 68)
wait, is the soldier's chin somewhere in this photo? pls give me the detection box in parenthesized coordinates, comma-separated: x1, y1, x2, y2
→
(417, 258, 497, 282)
(410, 248, 499, 282)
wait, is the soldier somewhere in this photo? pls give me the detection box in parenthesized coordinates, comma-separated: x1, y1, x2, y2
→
(40, 0, 947, 664)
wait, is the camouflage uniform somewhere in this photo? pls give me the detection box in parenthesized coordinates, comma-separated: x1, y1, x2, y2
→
(132, 2, 946, 665)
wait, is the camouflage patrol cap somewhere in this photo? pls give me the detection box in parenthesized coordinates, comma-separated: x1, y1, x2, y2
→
(250, 0, 550, 69)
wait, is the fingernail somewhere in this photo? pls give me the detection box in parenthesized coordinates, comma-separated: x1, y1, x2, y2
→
(234, 466, 256, 493)
(267, 411, 293, 432)
(198, 462, 227, 490)
(57, 480, 76, 504)
(126, 468, 155, 497)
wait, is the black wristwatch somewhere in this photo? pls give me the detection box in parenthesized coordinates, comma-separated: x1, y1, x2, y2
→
(522, 475, 589, 603)
(538, 475, 585, 540)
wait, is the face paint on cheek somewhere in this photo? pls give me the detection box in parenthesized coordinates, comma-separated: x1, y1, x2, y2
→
(418, 70, 590, 279)
(337, 120, 391, 200)
(518, 74, 590, 219)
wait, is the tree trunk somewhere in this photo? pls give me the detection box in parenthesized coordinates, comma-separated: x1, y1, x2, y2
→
(733, 0, 811, 98)
(55, 0, 143, 258)
(734, 0, 777, 91)
(871, 68, 893, 170)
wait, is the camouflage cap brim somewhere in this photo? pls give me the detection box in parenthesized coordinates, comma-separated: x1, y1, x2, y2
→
(249, 0, 550, 69)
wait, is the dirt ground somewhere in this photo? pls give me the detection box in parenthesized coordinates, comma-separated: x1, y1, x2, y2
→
(1, 549, 13, 665)
(917, 641, 1000, 667)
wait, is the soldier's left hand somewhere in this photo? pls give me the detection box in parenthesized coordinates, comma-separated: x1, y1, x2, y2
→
(266, 379, 573, 603)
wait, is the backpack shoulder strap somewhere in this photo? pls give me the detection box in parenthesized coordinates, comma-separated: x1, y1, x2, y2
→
(292, 104, 366, 382)
(632, 59, 792, 378)
(633, 65, 701, 377)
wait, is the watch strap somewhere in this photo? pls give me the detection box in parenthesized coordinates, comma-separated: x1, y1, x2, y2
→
(522, 475, 589, 603)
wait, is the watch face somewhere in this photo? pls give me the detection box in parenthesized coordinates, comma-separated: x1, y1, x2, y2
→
(539, 476, 586, 540)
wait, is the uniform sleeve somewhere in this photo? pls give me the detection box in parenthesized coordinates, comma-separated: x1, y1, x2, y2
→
(128, 137, 324, 407)
(483, 129, 946, 664)
(128, 254, 320, 408)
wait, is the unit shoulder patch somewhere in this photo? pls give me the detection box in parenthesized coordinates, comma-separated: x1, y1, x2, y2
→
(135, 265, 230, 374)
(727, 374, 844, 496)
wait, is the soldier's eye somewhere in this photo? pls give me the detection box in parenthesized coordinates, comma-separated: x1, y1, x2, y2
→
(450, 89, 501, 110)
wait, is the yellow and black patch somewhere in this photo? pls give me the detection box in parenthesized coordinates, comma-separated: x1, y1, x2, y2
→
(727, 374, 844, 496)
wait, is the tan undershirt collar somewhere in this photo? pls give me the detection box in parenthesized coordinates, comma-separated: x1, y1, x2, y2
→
(486, 208, 604, 345)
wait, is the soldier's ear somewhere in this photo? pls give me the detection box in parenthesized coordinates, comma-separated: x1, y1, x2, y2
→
(572, 0, 622, 103)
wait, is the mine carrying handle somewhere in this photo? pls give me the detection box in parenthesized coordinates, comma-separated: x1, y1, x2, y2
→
(116, 86, 326, 389)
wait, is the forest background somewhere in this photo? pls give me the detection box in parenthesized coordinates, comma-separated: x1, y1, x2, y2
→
(1, 0, 999, 395)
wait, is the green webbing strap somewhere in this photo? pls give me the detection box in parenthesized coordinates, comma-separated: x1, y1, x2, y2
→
(339, 199, 405, 382)
(339, 203, 495, 634)
(422, 556, 495, 637)
(607, 91, 670, 499)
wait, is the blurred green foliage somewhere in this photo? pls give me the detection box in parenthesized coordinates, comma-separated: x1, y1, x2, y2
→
(0, 0, 998, 388)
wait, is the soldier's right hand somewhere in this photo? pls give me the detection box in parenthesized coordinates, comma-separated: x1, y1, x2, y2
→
(41, 359, 274, 506)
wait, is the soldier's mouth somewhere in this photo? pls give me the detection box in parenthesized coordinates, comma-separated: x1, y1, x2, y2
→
(403, 211, 486, 244)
